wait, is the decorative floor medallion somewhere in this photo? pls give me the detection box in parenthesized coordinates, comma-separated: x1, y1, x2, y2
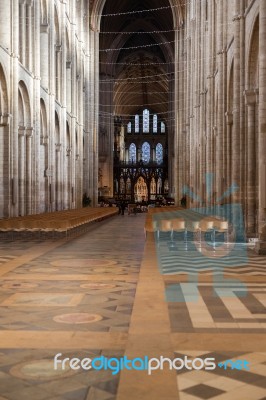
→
(53, 312, 103, 324)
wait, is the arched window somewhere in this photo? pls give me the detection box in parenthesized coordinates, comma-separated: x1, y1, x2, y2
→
(161, 122, 165, 133)
(156, 143, 163, 164)
(127, 122, 131, 133)
(142, 142, 150, 163)
(153, 114, 158, 133)
(129, 143, 136, 163)
(135, 114, 139, 133)
(143, 109, 149, 133)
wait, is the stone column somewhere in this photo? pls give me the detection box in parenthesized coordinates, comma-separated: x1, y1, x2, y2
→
(245, 89, 258, 235)
(18, 127, 25, 216)
(55, 143, 62, 211)
(216, 0, 224, 200)
(26, 0, 33, 71)
(11, 0, 20, 217)
(40, 24, 50, 88)
(19, 1, 26, 65)
(225, 111, 233, 190)
(256, 0, 266, 253)
(232, 1, 243, 199)
(25, 128, 33, 214)
(0, 1, 11, 50)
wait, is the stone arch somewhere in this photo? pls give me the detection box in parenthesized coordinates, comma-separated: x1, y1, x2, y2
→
(91, 0, 183, 32)
(18, 80, 31, 127)
(248, 15, 259, 89)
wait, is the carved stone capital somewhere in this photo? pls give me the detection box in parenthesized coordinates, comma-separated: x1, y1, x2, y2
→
(0, 113, 11, 126)
(225, 111, 233, 126)
(18, 126, 26, 136)
(26, 127, 34, 138)
(40, 23, 50, 34)
(55, 44, 62, 53)
(41, 136, 49, 145)
(55, 143, 62, 152)
(244, 89, 259, 106)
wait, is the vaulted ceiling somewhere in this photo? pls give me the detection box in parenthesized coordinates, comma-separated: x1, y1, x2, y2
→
(99, 0, 176, 120)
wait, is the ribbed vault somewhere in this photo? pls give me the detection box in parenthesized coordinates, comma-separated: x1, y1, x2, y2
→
(99, 0, 177, 118)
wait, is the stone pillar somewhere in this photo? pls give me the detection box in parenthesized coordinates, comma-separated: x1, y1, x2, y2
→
(232, 2, 243, 199)
(26, 128, 33, 214)
(11, 0, 20, 217)
(245, 89, 258, 235)
(225, 111, 233, 190)
(55, 143, 62, 210)
(19, 1, 26, 65)
(26, 1, 33, 71)
(256, 0, 266, 253)
(216, 0, 224, 200)
(40, 24, 50, 88)
(0, 1, 11, 50)
(18, 127, 25, 216)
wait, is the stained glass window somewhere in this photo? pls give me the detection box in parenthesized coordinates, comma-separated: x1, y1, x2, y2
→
(127, 122, 131, 133)
(143, 109, 149, 133)
(135, 114, 139, 133)
(161, 122, 165, 133)
(142, 142, 150, 163)
(153, 114, 158, 133)
(156, 143, 163, 164)
(129, 143, 136, 163)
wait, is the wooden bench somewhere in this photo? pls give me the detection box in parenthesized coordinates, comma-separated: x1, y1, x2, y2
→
(0, 207, 118, 240)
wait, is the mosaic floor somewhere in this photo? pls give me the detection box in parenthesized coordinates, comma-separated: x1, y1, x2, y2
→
(0, 214, 265, 399)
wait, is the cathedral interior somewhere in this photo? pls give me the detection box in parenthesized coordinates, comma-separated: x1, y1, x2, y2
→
(0, 1, 266, 399)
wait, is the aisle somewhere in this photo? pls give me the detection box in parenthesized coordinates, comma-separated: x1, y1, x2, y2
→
(0, 214, 147, 400)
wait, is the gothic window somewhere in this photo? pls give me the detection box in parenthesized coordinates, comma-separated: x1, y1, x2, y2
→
(153, 114, 158, 133)
(129, 143, 136, 163)
(161, 122, 165, 133)
(142, 142, 150, 163)
(156, 143, 163, 164)
(143, 109, 149, 133)
(127, 122, 131, 133)
(135, 114, 139, 133)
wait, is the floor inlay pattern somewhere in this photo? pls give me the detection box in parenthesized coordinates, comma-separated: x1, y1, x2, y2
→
(176, 350, 266, 400)
(0, 348, 123, 400)
(167, 283, 266, 332)
(0, 214, 266, 399)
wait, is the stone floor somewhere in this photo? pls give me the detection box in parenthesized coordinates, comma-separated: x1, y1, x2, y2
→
(0, 214, 265, 400)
